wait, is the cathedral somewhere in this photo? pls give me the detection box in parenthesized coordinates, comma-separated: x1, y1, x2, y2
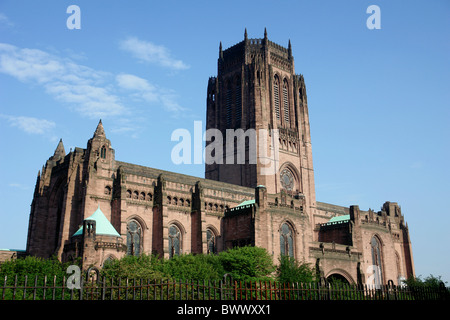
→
(25, 30, 415, 286)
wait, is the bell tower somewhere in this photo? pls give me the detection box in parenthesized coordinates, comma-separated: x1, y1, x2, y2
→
(206, 29, 316, 209)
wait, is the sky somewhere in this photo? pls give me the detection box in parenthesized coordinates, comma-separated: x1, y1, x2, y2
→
(0, 1, 449, 283)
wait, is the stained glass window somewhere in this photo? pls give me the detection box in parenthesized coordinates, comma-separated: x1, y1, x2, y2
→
(207, 229, 216, 254)
(283, 81, 289, 124)
(169, 224, 182, 258)
(371, 236, 383, 284)
(280, 223, 294, 257)
(274, 76, 280, 120)
(127, 220, 141, 256)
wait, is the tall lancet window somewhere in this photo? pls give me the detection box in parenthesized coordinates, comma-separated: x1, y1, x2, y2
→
(226, 81, 232, 128)
(235, 78, 242, 128)
(101, 146, 106, 159)
(273, 76, 280, 120)
(206, 229, 216, 254)
(371, 236, 384, 285)
(283, 80, 289, 125)
(169, 224, 182, 258)
(127, 220, 142, 256)
(280, 222, 294, 258)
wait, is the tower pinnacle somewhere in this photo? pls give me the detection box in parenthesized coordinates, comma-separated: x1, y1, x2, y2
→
(93, 119, 106, 138)
(51, 138, 65, 160)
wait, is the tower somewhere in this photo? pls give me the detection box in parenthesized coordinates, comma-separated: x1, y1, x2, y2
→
(206, 29, 316, 210)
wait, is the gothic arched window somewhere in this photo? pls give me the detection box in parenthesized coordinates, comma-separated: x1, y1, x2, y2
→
(101, 146, 106, 159)
(283, 80, 290, 125)
(280, 222, 294, 257)
(127, 220, 142, 256)
(206, 228, 216, 254)
(273, 76, 280, 120)
(226, 81, 232, 128)
(235, 77, 242, 127)
(169, 224, 182, 258)
(371, 236, 384, 284)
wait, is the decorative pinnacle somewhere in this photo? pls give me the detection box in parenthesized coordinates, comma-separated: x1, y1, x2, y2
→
(264, 27, 267, 39)
(52, 138, 66, 159)
(244, 28, 248, 40)
(93, 119, 106, 138)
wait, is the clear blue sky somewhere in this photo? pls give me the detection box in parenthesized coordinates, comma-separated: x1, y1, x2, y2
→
(0, 1, 449, 283)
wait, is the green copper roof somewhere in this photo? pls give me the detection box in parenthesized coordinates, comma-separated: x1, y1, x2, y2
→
(72, 206, 120, 237)
(236, 199, 255, 207)
(328, 214, 350, 223)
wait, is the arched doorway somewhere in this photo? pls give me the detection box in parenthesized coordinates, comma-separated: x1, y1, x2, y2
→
(327, 273, 350, 285)
(326, 269, 355, 285)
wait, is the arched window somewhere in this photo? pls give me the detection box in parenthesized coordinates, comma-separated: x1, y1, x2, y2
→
(127, 220, 142, 256)
(101, 146, 106, 159)
(126, 190, 132, 199)
(169, 224, 182, 258)
(206, 228, 216, 254)
(104, 185, 111, 195)
(395, 252, 401, 278)
(371, 236, 384, 284)
(280, 222, 294, 257)
(273, 76, 280, 120)
(133, 191, 139, 199)
(226, 81, 232, 127)
(235, 78, 242, 127)
(283, 80, 289, 125)
(280, 168, 295, 192)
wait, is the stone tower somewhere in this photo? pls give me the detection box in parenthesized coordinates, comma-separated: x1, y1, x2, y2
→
(206, 29, 316, 212)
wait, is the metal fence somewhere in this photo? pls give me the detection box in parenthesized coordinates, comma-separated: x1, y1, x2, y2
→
(1, 274, 449, 301)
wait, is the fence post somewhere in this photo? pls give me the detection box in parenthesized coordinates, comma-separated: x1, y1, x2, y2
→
(79, 276, 84, 300)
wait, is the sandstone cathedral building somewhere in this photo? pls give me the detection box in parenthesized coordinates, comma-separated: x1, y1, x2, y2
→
(25, 30, 414, 286)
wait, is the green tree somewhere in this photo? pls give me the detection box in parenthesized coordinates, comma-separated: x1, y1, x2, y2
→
(0, 255, 76, 300)
(100, 254, 164, 280)
(0, 255, 73, 279)
(218, 246, 274, 281)
(162, 253, 223, 281)
(276, 255, 316, 284)
(403, 274, 448, 289)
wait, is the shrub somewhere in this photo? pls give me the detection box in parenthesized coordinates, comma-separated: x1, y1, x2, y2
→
(162, 253, 223, 281)
(100, 254, 164, 280)
(0, 255, 73, 279)
(276, 255, 316, 284)
(218, 246, 274, 282)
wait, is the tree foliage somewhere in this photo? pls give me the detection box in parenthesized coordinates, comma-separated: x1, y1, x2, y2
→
(403, 274, 447, 289)
(0, 255, 75, 279)
(218, 246, 275, 281)
(276, 255, 316, 284)
(100, 254, 164, 280)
